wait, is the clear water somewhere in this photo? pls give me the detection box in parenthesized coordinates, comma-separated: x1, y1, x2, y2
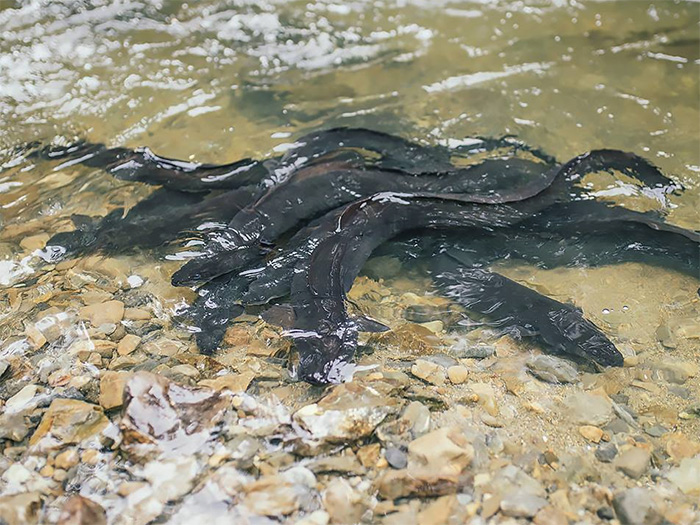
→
(0, 0, 699, 520)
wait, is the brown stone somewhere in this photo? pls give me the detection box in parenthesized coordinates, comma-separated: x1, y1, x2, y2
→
(199, 372, 255, 393)
(29, 399, 109, 450)
(0, 492, 42, 525)
(578, 425, 604, 443)
(117, 334, 141, 356)
(54, 449, 79, 470)
(99, 371, 131, 410)
(79, 300, 124, 326)
(57, 495, 106, 525)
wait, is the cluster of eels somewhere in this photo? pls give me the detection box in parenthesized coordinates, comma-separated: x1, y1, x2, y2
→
(30, 128, 699, 384)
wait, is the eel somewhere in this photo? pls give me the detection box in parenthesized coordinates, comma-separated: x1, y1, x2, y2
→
(36, 141, 271, 192)
(431, 259, 623, 367)
(172, 157, 558, 286)
(41, 185, 261, 261)
(278, 193, 693, 383)
(173, 145, 677, 287)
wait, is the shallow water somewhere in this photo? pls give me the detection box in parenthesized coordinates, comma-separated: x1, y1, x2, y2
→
(0, 0, 699, 523)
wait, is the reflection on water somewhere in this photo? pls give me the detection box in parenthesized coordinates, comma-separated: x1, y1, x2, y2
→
(0, 0, 699, 521)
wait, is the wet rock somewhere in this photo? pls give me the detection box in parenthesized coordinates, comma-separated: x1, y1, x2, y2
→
(57, 495, 106, 525)
(307, 454, 365, 476)
(376, 427, 474, 499)
(55, 449, 79, 470)
(533, 505, 569, 525)
(296, 510, 330, 525)
(655, 322, 676, 348)
(447, 365, 468, 384)
(417, 494, 463, 525)
(492, 464, 546, 497)
(79, 300, 124, 326)
(470, 382, 499, 417)
(500, 489, 548, 518)
(120, 371, 230, 459)
(595, 443, 618, 463)
(645, 425, 667, 438)
(613, 488, 663, 525)
(402, 401, 431, 436)
(605, 417, 630, 435)
(422, 353, 459, 368)
(5, 384, 39, 413)
(323, 478, 366, 524)
(99, 371, 131, 410)
(242, 467, 316, 516)
(614, 446, 651, 479)
(526, 355, 579, 384)
(199, 372, 255, 393)
(0, 492, 42, 525)
(665, 433, 700, 463)
(657, 361, 698, 385)
(564, 391, 613, 426)
(0, 413, 31, 442)
(141, 337, 183, 357)
(357, 444, 381, 469)
(292, 381, 400, 453)
(578, 425, 604, 443)
(385, 446, 408, 469)
(20, 233, 49, 252)
(143, 456, 199, 503)
(29, 399, 109, 451)
(117, 334, 141, 356)
(411, 359, 446, 385)
(449, 340, 495, 359)
(667, 456, 700, 494)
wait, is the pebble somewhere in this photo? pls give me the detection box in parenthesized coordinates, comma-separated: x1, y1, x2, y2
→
(449, 340, 495, 359)
(322, 478, 366, 524)
(578, 425, 604, 443)
(667, 456, 700, 494)
(293, 381, 399, 451)
(564, 391, 613, 426)
(57, 495, 106, 525)
(376, 427, 474, 499)
(533, 505, 569, 525)
(500, 489, 548, 519)
(411, 359, 447, 385)
(20, 233, 49, 252)
(54, 449, 79, 470)
(614, 447, 651, 479)
(242, 467, 316, 516)
(407, 427, 473, 476)
(79, 300, 125, 326)
(595, 443, 618, 463)
(613, 488, 661, 525)
(422, 353, 459, 368)
(385, 447, 408, 469)
(29, 399, 109, 451)
(99, 371, 131, 410)
(199, 372, 254, 393)
(447, 365, 468, 384)
(665, 433, 700, 462)
(117, 334, 141, 356)
(0, 492, 43, 525)
(526, 355, 579, 384)
(120, 372, 230, 459)
(655, 322, 676, 348)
